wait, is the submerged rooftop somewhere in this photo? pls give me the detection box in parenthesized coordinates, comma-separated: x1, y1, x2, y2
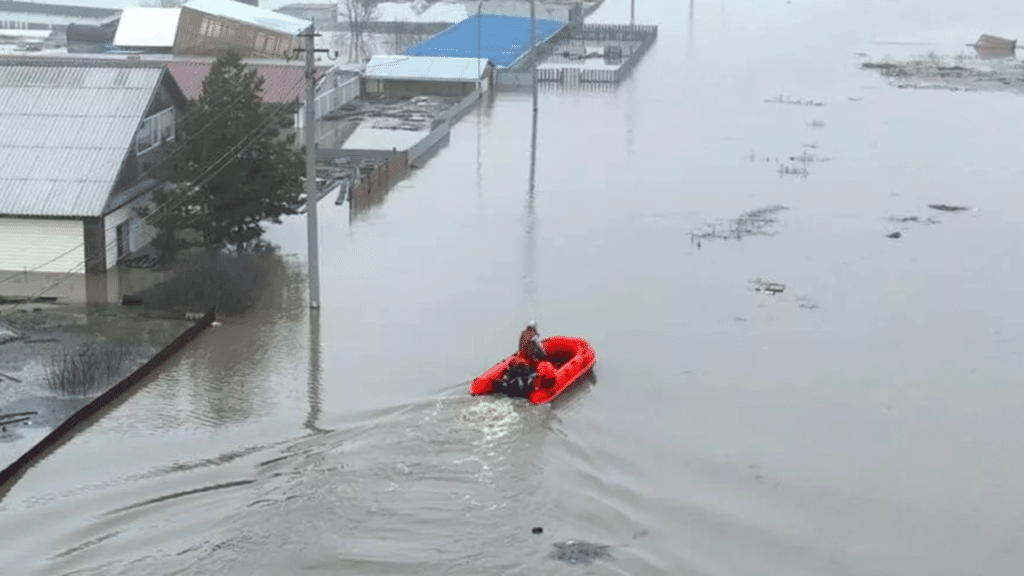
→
(405, 14, 565, 69)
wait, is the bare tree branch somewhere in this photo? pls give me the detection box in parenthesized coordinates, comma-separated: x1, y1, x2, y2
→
(337, 0, 379, 63)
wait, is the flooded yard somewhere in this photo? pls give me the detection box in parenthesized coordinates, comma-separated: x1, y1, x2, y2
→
(3, 0, 1024, 574)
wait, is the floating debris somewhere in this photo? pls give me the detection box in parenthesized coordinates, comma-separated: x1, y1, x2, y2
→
(887, 215, 940, 224)
(764, 93, 824, 106)
(532, 527, 543, 534)
(928, 204, 973, 212)
(777, 163, 809, 178)
(321, 94, 460, 132)
(887, 231, 902, 239)
(691, 205, 789, 244)
(0, 319, 21, 345)
(550, 540, 614, 565)
(806, 119, 826, 128)
(789, 151, 830, 164)
(862, 56, 1024, 95)
(751, 278, 786, 294)
(0, 411, 37, 428)
(0, 371, 22, 383)
(794, 296, 819, 309)
(862, 61, 905, 74)
(970, 34, 1017, 59)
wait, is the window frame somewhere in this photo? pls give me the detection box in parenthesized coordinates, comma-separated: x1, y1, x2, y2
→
(136, 107, 175, 155)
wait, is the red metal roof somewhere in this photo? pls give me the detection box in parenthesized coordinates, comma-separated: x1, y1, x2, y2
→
(165, 60, 330, 103)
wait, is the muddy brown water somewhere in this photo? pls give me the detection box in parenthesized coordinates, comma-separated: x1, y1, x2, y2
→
(5, 0, 1024, 574)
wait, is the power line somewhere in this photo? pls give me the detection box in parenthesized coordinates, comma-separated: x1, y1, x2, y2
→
(6, 95, 303, 313)
(0, 63, 300, 285)
(4, 74, 310, 313)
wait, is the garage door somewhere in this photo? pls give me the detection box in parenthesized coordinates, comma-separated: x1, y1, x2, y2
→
(0, 217, 84, 274)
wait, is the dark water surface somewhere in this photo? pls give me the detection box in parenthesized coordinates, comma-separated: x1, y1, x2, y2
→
(5, 0, 1024, 574)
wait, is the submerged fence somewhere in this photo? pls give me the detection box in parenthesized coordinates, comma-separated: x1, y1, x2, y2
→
(497, 23, 658, 87)
(408, 88, 482, 168)
(349, 151, 409, 214)
(0, 307, 216, 499)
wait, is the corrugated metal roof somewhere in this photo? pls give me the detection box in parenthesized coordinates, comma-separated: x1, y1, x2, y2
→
(182, 0, 311, 36)
(406, 14, 565, 69)
(113, 7, 181, 48)
(0, 64, 164, 218)
(166, 60, 327, 103)
(364, 55, 490, 82)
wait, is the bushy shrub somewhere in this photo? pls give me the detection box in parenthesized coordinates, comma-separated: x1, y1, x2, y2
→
(44, 340, 135, 397)
(137, 246, 288, 317)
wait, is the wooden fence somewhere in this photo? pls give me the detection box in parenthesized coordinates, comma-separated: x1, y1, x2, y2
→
(349, 151, 409, 214)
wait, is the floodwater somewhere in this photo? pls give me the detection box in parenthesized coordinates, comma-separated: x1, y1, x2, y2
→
(6, 0, 1024, 573)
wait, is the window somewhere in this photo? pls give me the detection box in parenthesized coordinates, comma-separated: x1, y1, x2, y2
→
(116, 220, 131, 260)
(135, 118, 154, 153)
(157, 108, 175, 142)
(200, 18, 209, 35)
(136, 107, 174, 154)
(256, 32, 265, 50)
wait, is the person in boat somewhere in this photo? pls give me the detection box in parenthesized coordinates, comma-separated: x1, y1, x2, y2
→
(518, 320, 547, 366)
(502, 321, 556, 397)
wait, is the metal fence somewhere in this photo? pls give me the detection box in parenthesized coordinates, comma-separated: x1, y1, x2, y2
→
(409, 89, 482, 167)
(295, 75, 361, 131)
(408, 118, 451, 168)
(576, 23, 658, 41)
(433, 89, 481, 127)
(497, 24, 657, 87)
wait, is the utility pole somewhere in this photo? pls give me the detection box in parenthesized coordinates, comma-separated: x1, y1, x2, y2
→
(530, 0, 537, 113)
(477, 0, 482, 91)
(297, 23, 330, 309)
(630, 0, 635, 27)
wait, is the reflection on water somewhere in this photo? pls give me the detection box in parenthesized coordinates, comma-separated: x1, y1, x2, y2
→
(625, 71, 636, 169)
(305, 308, 326, 434)
(688, 0, 694, 56)
(476, 94, 483, 201)
(523, 95, 539, 306)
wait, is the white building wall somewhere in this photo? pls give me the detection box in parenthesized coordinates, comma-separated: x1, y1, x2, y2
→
(104, 191, 158, 269)
(0, 217, 84, 274)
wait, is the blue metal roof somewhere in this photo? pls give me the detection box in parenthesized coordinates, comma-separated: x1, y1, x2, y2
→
(405, 15, 566, 69)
